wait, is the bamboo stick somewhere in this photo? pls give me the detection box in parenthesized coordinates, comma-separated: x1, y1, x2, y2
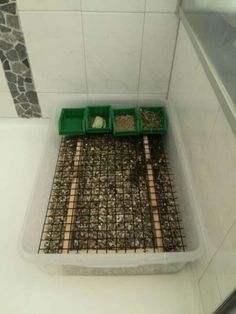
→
(143, 136, 163, 252)
(62, 139, 81, 252)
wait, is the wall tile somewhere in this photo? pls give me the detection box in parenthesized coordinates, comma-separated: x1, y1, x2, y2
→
(17, 0, 81, 11)
(168, 23, 202, 177)
(168, 23, 198, 106)
(138, 93, 166, 105)
(169, 20, 236, 313)
(169, 22, 220, 221)
(38, 93, 168, 118)
(168, 21, 228, 281)
(146, 0, 179, 12)
(82, 0, 145, 12)
(83, 13, 143, 93)
(39, 93, 141, 117)
(20, 12, 86, 93)
(0, 92, 18, 117)
(186, 61, 219, 151)
(199, 263, 221, 314)
(0, 65, 10, 92)
(198, 105, 236, 259)
(139, 13, 178, 94)
(212, 220, 236, 301)
(38, 93, 87, 117)
(87, 93, 138, 105)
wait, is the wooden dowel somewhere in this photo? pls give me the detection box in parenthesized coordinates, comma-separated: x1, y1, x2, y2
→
(62, 139, 81, 252)
(143, 136, 163, 252)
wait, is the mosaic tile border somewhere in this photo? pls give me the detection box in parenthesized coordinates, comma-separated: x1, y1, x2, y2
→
(0, 0, 41, 117)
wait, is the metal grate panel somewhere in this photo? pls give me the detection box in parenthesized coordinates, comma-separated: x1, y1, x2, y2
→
(39, 135, 185, 254)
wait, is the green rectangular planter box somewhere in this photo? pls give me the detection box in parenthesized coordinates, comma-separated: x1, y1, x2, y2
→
(139, 106, 168, 135)
(59, 108, 86, 135)
(85, 106, 112, 133)
(112, 108, 139, 136)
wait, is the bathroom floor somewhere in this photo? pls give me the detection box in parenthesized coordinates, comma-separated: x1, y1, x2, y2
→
(0, 118, 203, 314)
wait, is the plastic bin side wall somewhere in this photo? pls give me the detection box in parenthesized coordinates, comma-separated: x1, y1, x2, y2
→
(19, 104, 202, 274)
(166, 103, 203, 253)
(20, 111, 61, 254)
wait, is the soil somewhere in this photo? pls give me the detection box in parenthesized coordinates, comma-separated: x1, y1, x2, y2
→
(115, 115, 135, 132)
(40, 135, 185, 254)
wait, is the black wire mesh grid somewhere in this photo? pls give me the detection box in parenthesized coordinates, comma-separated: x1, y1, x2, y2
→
(39, 134, 185, 254)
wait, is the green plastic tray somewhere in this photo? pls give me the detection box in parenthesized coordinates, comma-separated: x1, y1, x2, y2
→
(112, 108, 139, 136)
(139, 106, 168, 135)
(59, 108, 86, 135)
(85, 106, 112, 133)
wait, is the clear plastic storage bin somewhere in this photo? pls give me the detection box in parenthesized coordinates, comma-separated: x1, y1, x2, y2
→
(19, 104, 203, 275)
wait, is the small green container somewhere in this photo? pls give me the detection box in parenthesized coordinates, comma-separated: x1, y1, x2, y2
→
(139, 106, 168, 135)
(85, 106, 112, 133)
(112, 108, 139, 136)
(59, 108, 86, 135)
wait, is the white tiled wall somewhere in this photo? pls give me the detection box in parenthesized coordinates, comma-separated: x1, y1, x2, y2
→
(139, 13, 178, 93)
(169, 22, 236, 313)
(81, 0, 145, 12)
(83, 12, 143, 93)
(17, 1, 178, 117)
(17, 0, 82, 11)
(17, 0, 179, 12)
(146, 0, 179, 12)
(20, 12, 87, 94)
(0, 65, 17, 117)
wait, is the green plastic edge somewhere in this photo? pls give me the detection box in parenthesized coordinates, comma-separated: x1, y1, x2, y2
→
(59, 108, 86, 136)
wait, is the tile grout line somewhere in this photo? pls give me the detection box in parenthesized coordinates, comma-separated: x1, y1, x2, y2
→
(80, 1, 89, 101)
(166, 11, 181, 99)
(34, 91, 167, 96)
(189, 264, 205, 314)
(137, 0, 147, 104)
(201, 103, 221, 164)
(19, 10, 177, 15)
(198, 214, 236, 286)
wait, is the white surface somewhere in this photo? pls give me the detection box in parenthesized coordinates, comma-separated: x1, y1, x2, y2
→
(17, 0, 81, 11)
(0, 93, 18, 117)
(18, 10, 179, 115)
(17, 0, 179, 12)
(168, 22, 236, 313)
(212, 220, 236, 301)
(37, 93, 87, 117)
(81, 0, 145, 12)
(198, 263, 221, 314)
(139, 13, 178, 93)
(0, 65, 10, 92)
(169, 23, 217, 279)
(20, 12, 87, 93)
(196, 105, 236, 258)
(37, 93, 167, 118)
(200, 105, 236, 303)
(138, 93, 166, 105)
(83, 13, 143, 94)
(0, 118, 202, 314)
(146, 0, 179, 12)
(187, 0, 236, 13)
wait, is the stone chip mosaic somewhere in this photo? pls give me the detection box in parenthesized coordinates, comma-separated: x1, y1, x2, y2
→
(0, 0, 41, 117)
